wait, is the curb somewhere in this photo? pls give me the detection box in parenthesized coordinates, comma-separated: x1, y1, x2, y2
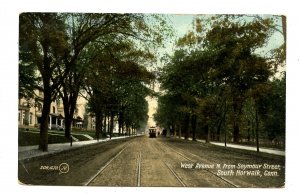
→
(18, 135, 142, 163)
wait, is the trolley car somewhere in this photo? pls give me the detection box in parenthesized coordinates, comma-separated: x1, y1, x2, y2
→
(149, 128, 156, 138)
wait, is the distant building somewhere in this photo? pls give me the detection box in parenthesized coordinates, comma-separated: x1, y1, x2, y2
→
(87, 114, 119, 133)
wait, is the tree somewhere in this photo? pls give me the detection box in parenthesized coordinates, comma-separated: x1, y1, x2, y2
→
(58, 13, 168, 141)
(264, 75, 286, 146)
(83, 36, 156, 139)
(18, 60, 38, 99)
(19, 13, 170, 151)
(203, 16, 274, 142)
(19, 13, 69, 151)
(250, 74, 286, 150)
(154, 93, 183, 137)
(156, 15, 282, 147)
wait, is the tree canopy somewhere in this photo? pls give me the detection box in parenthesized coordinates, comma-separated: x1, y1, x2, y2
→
(155, 15, 285, 150)
(19, 13, 285, 152)
(19, 12, 170, 151)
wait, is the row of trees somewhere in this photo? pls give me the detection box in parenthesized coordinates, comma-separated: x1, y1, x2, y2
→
(19, 13, 169, 151)
(154, 15, 286, 151)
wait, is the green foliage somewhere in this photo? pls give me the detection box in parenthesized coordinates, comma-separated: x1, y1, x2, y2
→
(259, 75, 286, 141)
(19, 12, 171, 149)
(18, 62, 38, 99)
(19, 13, 68, 99)
(155, 15, 285, 147)
(80, 14, 166, 134)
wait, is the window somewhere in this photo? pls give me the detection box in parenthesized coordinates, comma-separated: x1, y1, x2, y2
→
(38, 103, 42, 111)
(22, 112, 25, 125)
(53, 106, 56, 114)
(30, 113, 33, 124)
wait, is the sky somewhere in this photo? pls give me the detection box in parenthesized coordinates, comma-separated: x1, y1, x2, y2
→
(160, 14, 284, 59)
(167, 14, 195, 37)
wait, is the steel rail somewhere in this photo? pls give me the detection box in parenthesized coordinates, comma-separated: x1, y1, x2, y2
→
(153, 145, 186, 187)
(84, 145, 128, 186)
(136, 151, 142, 186)
(164, 161, 186, 187)
(158, 140, 240, 188)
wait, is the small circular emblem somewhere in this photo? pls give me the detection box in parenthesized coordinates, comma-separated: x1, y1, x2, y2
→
(59, 163, 69, 174)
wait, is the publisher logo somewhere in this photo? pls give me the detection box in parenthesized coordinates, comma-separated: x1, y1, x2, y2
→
(59, 163, 69, 174)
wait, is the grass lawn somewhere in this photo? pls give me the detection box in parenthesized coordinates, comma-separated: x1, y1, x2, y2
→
(72, 134, 90, 141)
(18, 127, 123, 146)
(19, 130, 70, 146)
(71, 128, 97, 138)
(18, 128, 97, 146)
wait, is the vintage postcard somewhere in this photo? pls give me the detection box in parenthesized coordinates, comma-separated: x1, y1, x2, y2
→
(18, 12, 285, 188)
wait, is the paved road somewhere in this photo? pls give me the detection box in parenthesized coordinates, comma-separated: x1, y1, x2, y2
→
(18, 136, 285, 187)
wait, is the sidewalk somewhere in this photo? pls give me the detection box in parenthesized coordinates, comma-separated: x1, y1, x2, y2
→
(178, 137, 285, 156)
(197, 139, 285, 156)
(18, 135, 136, 162)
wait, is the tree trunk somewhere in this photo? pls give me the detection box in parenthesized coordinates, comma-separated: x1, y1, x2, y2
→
(232, 98, 242, 143)
(103, 114, 107, 134)
(38, 46, 54, 152)
(184, 113, 190, 140)
(171, 121, 175, 136)
(221, 104, 228, 146)
(191, 115, 197, 141)
(233, 122, 240, 143)
(95, 111, 103, 141)
(64, 109, 71, 138)
(62, 92, 78, 143)
(126, 125, 129, 136)
(167, 125, 171, 137)
(205, 125, 210, 143)
(65, 115, 73, 145)
(129, 125, 132, 136)
(224, 124, 227, 147)
(255, 108, 260, 152)
(107, 115, 110, 135)
(179, 125, 182, 139)
(118, 114, 121, 136)
(174, 124, 177, 137)
(216, 116, 224, 142)
(252, 121, 255, 142)
(118, 111, 124, 136)
(109, 111, 115, 139)
(247, 121, 251, 142)
(282, 15, 286, 45)
(121, 123, 124, 136)
(39, 91, 51, 152)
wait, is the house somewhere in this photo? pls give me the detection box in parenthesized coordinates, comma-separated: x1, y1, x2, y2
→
(18, 90, 131, 134)
(18, 89, 84, 130)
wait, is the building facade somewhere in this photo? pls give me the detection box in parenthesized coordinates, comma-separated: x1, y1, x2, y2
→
(18, 90, 83, 130)
(18, 90, 128, 134)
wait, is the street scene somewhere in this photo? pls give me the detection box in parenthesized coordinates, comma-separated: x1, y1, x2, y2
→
(19, 135, 284, 187)
(18, 13, 286, 187)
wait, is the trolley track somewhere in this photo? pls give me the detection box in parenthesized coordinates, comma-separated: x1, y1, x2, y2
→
(153, 144, 186, 187)
(84, 139, 143, 186)
(164, 161, 186, 187)
(85, 136, 237, 187)
(84, 144, 129, 186)
(136, 151, 142, 186)
(155, 139, 239, 188)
